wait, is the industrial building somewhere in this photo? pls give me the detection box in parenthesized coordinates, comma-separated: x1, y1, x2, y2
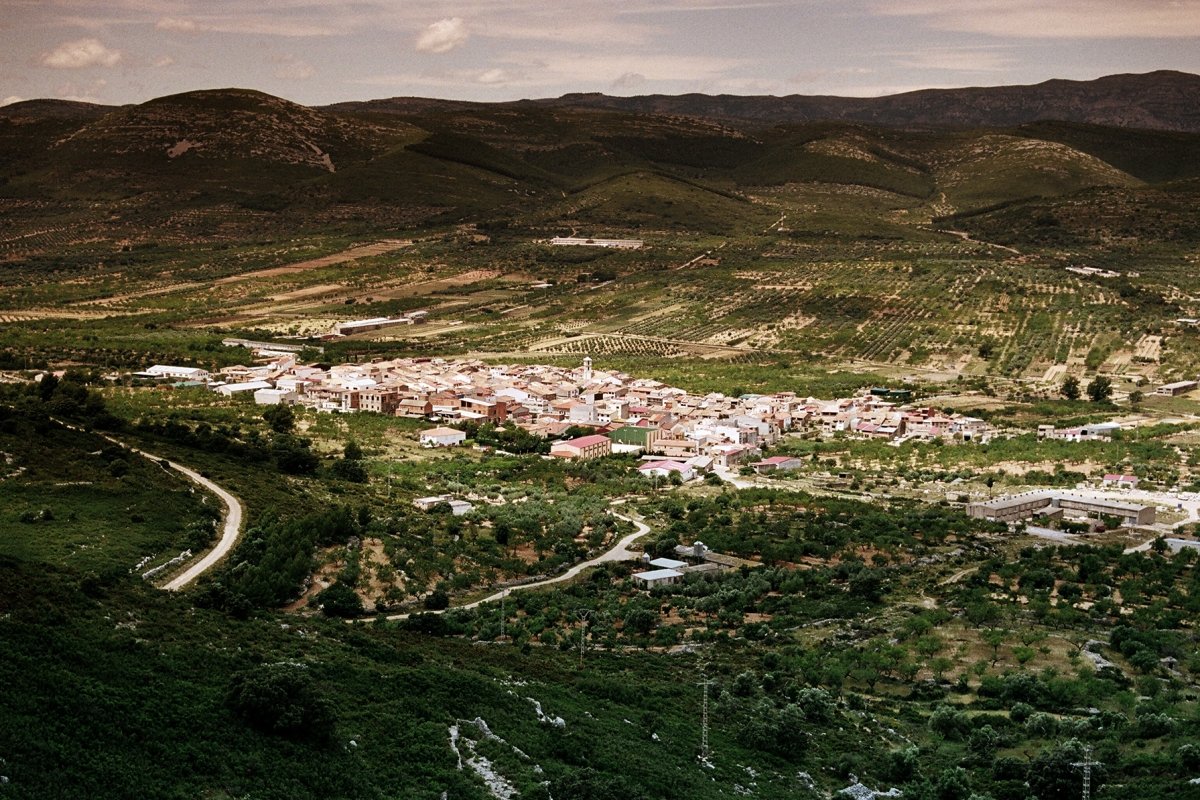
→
(966, 491, 1155, 526)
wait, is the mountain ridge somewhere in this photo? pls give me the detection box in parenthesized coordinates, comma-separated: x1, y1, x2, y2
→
(331, 70, 1200, 132)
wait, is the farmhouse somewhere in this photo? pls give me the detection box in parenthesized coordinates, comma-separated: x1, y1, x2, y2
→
(139, 365, 211, 382)
(419, 426, 467, 448)
(631, 568, 683, 587)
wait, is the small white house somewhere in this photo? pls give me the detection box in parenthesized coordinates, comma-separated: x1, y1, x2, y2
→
(637, 460, 695, 482)
(419, 426, 467, 447)
(140, 365, 211, 382)
(253, 388, 296, 405)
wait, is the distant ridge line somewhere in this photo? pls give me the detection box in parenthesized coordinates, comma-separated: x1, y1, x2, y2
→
(5, 71, 1200, 132)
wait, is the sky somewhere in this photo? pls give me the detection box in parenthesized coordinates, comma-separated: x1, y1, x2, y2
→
(1, 0, 1199, 107)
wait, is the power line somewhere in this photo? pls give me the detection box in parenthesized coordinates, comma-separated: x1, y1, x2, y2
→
(575, 609, 592, 667)
(698, 675, 714, 762)
(1075, 743, 1099, 800)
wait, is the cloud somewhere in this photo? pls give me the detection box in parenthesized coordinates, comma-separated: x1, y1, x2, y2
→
(874, 0, 1200, 39)
(155, 17, 199, 32)
(612, 72, 647, 91)
(152, 55, 175, 68)
(354, 50, 744, 94)
(272, 54, 315, 80)
(889, 47, 1016, 72)
(478, 68, 514, 85)
(40, 38, 123, 69)
(154, 12, 351, 37)
(416, 17, 469, 53)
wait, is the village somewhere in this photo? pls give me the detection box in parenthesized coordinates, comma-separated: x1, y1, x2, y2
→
(133, 350, 1001, 475)
(126, 345, 1200, 547)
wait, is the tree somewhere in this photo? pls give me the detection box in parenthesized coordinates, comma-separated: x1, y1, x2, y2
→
(1060, 375, 1081, 401)
(225, 665, 335, 743)
(262, 403, 295, 433)
(315, 581, 363, 617)
(330, 457, 368, 483)
(1086, 375, 1113, 403)
(1128, 389, 1144, 407)
(271, 434, 319, 475)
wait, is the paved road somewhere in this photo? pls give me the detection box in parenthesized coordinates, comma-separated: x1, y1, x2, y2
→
(373, 510, 652, 622)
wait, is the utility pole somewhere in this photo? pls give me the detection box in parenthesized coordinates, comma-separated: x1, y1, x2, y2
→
(698, 676, 714, 762)
(499, 590, 507, 642)
(1072, 745, 1101, 800)
(575, 609, 591, 667)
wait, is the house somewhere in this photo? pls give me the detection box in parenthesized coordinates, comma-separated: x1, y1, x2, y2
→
(638, 460, 696, 482)
(419, 426, 467, 448)
(750, 455, 805, 474)
(413, 495, 449, 511)
(139, 365, 211, 382)
(1102, 473, 1139, 490)
(359, 388, 403, 415)
(549, 433, 611, 460)
(253, 388, 296, 405)
(649, 557, 688, 571)
(395, 399, 434, 418)
(412, 495, 473, 515)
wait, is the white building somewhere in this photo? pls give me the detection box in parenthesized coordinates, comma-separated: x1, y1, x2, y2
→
(141, 365, 211, 382)
(216, 380, 273, 396)
(632, 568, 683, 587)
(253, 388, 296, 405)
(549, 236, 643, 250)
(419, 426, 467, 447)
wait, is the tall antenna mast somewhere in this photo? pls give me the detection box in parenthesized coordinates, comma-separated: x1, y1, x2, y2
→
(575, 609, 592, 667)
(499, 589, 507, 642)
(1072, 745, 1101, 800)
(698, 675, 714, 762)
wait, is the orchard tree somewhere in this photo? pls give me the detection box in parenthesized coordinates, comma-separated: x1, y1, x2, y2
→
(263, 403, 295, 433)
(1087, 375, 1113, 403)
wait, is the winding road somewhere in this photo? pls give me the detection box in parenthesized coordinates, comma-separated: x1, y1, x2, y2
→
(158, 456, 243, 591)
(374, 510, 653, 622)
(76, 426, 245, 591)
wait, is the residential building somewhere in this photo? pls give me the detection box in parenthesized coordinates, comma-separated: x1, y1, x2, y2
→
(549, 433, 611, 460)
